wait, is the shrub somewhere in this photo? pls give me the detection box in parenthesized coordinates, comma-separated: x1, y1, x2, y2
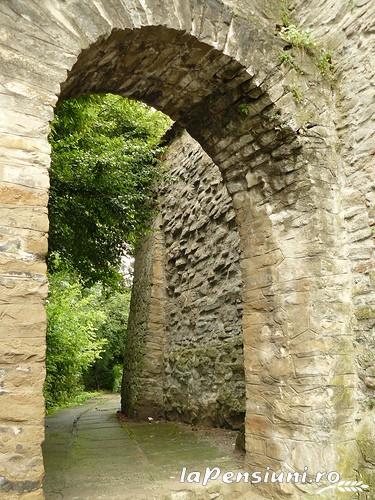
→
(44, 265, 107, 409)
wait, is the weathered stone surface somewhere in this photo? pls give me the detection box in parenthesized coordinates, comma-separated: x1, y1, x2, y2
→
(122, 215, 167, 419)
(124, 130, 245, 428)
(0, 0, 373, 498)
(161, 131, 245, 429)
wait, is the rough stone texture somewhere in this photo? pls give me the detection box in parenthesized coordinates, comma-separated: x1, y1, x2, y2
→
(289, 0, 375, 491)
(125, 129, 245, 429)
(0, 0, 373, 498)
(122, 216, 167, 419)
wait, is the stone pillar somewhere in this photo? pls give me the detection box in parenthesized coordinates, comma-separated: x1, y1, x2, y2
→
(183, 52, 358, 494)
(0, 138, 49, 498)
(231, 143, 356, 495)
(122, 216, 167, 418)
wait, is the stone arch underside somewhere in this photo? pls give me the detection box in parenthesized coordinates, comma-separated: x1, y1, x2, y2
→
(0, 1, 357, 498)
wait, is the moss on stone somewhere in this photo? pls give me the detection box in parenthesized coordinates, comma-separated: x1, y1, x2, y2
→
(355, 307, 375, 320)
(355, 421, 375, 495)
(358, 424, 375, 465)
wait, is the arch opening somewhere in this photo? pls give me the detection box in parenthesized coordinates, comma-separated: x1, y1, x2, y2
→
(43, 25, 302, 495)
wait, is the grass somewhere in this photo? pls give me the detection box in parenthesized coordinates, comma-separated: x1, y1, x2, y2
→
(279, 52, 294, 66)
(281, 0, 291, 27)
(46, 391, 102, 415)
(278, 51, 305, 74)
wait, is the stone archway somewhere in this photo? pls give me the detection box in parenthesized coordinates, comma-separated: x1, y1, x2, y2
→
(0, 1, 358, 498)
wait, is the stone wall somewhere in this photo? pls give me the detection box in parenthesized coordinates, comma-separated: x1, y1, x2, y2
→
(288, 0, 375, 490)
(162, 131, 245, 429)
(125, 129, 245, 429)
(0, 1, 373, 498)
(121, 216, 167, 419)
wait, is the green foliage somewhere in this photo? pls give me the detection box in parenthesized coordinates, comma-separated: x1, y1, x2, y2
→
(112, 365, 124, 393)
(277, 10, 335, 80)
(278, 51, 296, 70)
(278, 52, 293, 66)
(280, 0, 291, 27)
(46, 94, 170, 408)
(278, 51, 305, 75)
(44, 264, 108, 409)
(49, 94, 172, 288)
(84, 290, 131, 392)
(285, 84, 303, 103)
(237, 103, 251, 117)
(317, 49, 334, 76)
(46, 391, 100, 415)
(280, 24, 316, 50)
(45, 261, 132, 407)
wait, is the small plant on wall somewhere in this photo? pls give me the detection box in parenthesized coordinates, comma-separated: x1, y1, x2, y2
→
(277, 1, 335, 79)
(280, 23, 316, 50)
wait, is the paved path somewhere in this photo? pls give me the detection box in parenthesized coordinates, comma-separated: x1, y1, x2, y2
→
(43, 394, 246, 499)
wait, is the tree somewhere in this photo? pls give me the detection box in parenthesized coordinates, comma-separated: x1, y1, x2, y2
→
(48, 94, 171, 287)
(84, 289, 131, 392)
(45, 95, 169, 407)
(44, 263, 107, 409)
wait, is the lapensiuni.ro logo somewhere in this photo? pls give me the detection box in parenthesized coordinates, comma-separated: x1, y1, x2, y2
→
(179, 467, 369, 494)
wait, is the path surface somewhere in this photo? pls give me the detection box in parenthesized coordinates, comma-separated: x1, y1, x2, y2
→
(43, 394, 247, 499)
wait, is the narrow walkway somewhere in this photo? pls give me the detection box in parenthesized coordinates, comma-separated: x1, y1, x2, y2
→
(43, 394, 248, 499)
